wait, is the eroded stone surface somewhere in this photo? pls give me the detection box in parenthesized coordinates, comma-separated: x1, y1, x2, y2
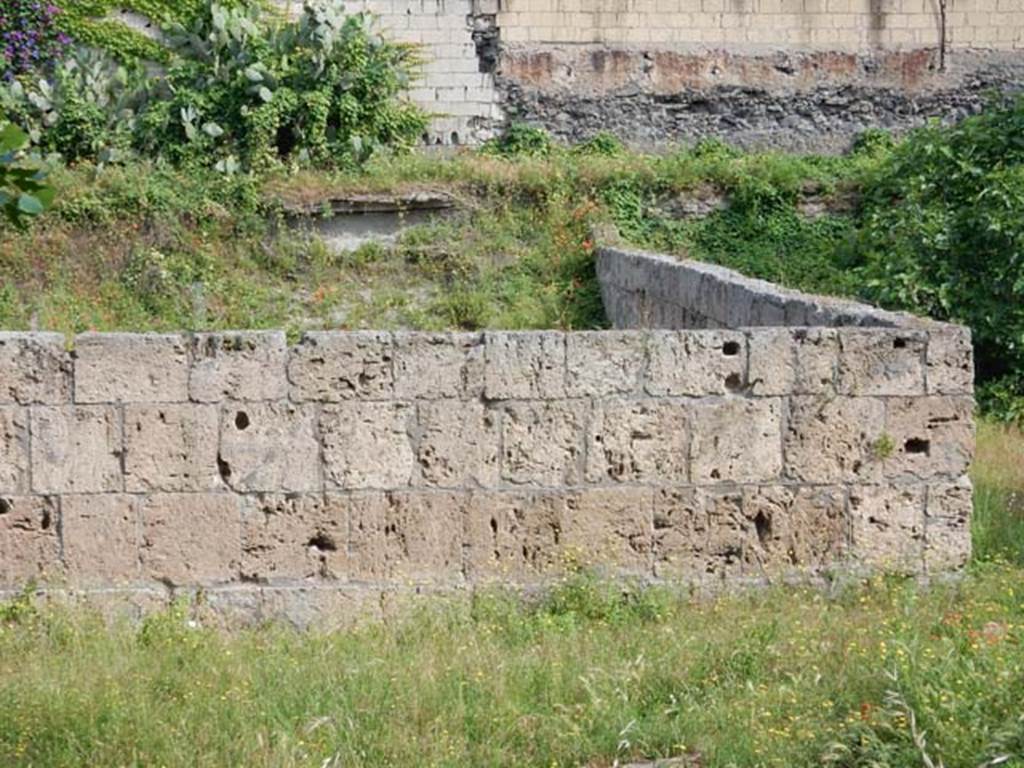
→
(884, 396, 975, 481)
(925, 478, 973, 572)
(125, 404, 220, 492)
(742, 485, 849, 578)
(484, 332, 565, 400)
(0, 407, 29, 494)
(349, 491, 464, 583)
(31, 406, 122, 494)
(562, 487, 653, 573)
(288, 332, 394, 402)
(464, 490, 565, 581)
(0, 496, 59, 585)
(0, 333, 70, 405)
(646, 330, 746, 396)
(241, 494, 349, 582)
(565, 331, 646, 397)
(784, 396, 885, 483)
(586, 398, 688, 484)
(62, 495, 139, 586)
(501, 400, 585, 486)
(393, 333, 484, 399)
(926, 326, 974, 395)
(219, 402, 320, 492)
(141, 493, 242, 585)
(654, 486, 743, 580)
(837, 329, 926, 396)
(415, 400, 499, 488)
(689, 398, 782, 484)
(850, 485, 925, 573)
(190, 331, 288, 402)
(74, 333, 189, 403)
(259, 585, 383, 631)
(748, 328, 839, 396)
(322, 402, 415, 489)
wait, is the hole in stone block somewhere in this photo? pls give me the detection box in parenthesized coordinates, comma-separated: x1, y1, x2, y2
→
(490, 517, 498, 535)
(754, 511, 771, 544)
(0, 498, 9, 516)
(893, 338, 908, 349)
(725, 373, 743, 392)
(723, 340, 741, 356)
(40, 508, 52, 530)
(710, 468, 721, 480)
(217, 455, 232, 482)
(905, 438, 931, 455)
(235, 411, 250, 430)
(450, 131, 460, 145)
(308, 532, 337, 552)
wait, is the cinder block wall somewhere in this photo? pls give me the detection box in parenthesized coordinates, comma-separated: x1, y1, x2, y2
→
(497, 0, 1024, 51)
(1, 275, 974, 625)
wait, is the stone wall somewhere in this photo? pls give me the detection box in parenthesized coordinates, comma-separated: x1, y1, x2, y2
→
(1, 275, 975, 624)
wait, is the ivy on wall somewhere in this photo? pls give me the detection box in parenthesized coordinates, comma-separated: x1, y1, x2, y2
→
(56, 0, 253, 62)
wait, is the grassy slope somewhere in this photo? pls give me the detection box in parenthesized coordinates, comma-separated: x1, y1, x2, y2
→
(0, 146, 874, 337)
(0, 425, 1022, 768)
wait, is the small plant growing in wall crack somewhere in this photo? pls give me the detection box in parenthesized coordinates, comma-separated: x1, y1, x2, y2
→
(872, 433, 896, 460)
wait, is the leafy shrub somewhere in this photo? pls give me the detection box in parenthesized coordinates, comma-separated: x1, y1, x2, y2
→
(481, 122, 552, 158)
(0, 122, 54, 226)
(853, 98, 1024, 419)
(1, 0, 427, 170)
(0, 46, 144, 162)
(1, 0, 71, 78)
(574, 131, 625, 157)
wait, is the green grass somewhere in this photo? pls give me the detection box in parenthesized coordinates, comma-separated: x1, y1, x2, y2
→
(0, 143, 878, 337)
(1, 425, 1023, 768)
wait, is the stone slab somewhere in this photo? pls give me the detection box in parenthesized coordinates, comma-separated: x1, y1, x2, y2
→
(0, 333, 70, 405)
(190, 331, 288, 402)
(74, 333, 189, 403)
(30, 406, 123, 494)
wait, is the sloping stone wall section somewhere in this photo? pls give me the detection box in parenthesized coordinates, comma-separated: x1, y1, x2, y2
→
(1, 275, 974, 625)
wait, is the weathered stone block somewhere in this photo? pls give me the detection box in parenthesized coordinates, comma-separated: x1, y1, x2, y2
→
(241, 494, 349, 582)
(288, 331, 394, 402)
(393, 332, 484, 399)
(322, 402, 415, 489)
(585, 398, 688, 484)
(464, 490, 565, 581)
(219, 402, 320, 492)
(62, 495, 139, 586)
(349, 491, 463, 583)
(742, 485, 849, 578)
(748, 328, 839, 396)
(925, 478, 973, 572)
(259, 585, 384, 631)
(415, 400, 499, 488)
(31, 406, 122, 493)
(562, 487, 653, 574)
(654, 486, 744, 581)
(0, 333, 70, 405)
(646, 330, 746, 396)
(141, 493, 242, 585)
(849, 485, 925, 573)
(883, 396, 974, 481)
(689, 398, 782, 484)
(190, 331, 288, 402)
(74, 333, 189, 403)
(125, 404, 220, 492)
(501, 400, 585, 486)
(784, 396, 885, 483)
(836, 329, 926, 396)
(484, 332, 565, 400)
(565, 331, 646, 397)
(0, 407, 29, 494)
(0, 496, 60, 585)
(926, 325, 974, 395)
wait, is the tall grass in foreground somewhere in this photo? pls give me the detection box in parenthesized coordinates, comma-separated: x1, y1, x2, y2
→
(0, 425, 1021, 768)
(972, 420, 1024, 565)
